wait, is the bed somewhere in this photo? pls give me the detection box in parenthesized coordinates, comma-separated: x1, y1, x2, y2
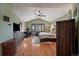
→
(39, 32, 56, 42)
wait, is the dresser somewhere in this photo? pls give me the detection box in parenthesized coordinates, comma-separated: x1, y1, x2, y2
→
(2, 39, 16, 56)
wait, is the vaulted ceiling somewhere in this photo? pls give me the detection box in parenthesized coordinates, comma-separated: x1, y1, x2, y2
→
(10, 3, 73, 22)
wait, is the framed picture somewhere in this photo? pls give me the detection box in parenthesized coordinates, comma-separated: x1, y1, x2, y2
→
(3, 16, 10, 22)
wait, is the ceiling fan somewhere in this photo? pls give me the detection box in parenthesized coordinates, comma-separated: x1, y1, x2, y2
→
(33, 9, 46, 17)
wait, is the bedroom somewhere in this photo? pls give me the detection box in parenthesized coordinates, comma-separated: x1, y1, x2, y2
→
(0, 3, 78, 56)
(14, 3, 77, 56)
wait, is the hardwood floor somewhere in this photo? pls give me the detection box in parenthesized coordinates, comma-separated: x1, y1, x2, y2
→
(15, 36, 56, 56)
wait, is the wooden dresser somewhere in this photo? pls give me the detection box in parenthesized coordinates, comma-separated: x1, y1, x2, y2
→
(2, 39, 16, 56)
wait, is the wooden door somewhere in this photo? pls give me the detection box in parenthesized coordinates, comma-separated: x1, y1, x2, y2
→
(56, 19, 75, 56)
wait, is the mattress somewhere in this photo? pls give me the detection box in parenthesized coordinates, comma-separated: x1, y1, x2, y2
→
(39, 32, 56, 39)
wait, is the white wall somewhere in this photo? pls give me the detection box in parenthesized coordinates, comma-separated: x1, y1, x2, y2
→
(0, 4, 21, 43)
(50, 13, 70, 31)
(0, 4, 22, 55)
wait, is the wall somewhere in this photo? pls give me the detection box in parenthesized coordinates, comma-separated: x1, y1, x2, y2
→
(0, 4, 22, 55)
(50, 13, 70, 30)
(78, 4, 79, 55)
(0, 4, 22, 43)
(50, 4, 73, 26)
(25, 18, 50, 32)
(74, 3, 79, 55)
(71, 3, 79, 55)
(55, 13, 71, 21)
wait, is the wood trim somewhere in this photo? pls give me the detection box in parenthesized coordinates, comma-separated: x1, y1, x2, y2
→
(40, 38, 56, 42)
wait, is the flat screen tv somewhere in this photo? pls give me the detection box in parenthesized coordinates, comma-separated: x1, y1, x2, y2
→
(13, 23, 20, 31)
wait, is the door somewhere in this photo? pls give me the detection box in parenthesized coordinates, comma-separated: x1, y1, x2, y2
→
(56, 19, 75, 56)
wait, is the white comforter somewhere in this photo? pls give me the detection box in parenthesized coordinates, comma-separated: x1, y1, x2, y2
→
(39, 32, 56, 39)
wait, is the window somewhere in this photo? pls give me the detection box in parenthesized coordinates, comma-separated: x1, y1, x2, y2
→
(31, 24, 45, 32)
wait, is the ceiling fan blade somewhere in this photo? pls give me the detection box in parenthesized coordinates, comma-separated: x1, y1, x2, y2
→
(37, 14, 46, 17)
(41, 15, 46, 17)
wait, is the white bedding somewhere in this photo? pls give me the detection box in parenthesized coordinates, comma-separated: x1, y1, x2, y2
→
(39, 32, 56, 39)
(39, 32, 53, 36)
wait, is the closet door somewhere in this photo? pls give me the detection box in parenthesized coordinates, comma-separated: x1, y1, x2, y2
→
(56, 19, 75, 56)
